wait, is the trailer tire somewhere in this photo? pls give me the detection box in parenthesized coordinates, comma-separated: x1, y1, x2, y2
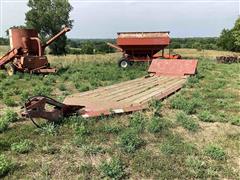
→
(118, 59, 129, 68)
(5, 63, 16, 76)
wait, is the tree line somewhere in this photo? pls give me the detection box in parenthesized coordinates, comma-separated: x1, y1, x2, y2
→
(0, 36, 238, 54)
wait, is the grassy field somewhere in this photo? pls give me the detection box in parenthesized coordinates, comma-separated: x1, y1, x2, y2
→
(0, 47, 239, 179)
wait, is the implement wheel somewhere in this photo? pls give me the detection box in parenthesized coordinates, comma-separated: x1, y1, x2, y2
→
(118, 59, 129, 68)
(5, 63, 16, 76)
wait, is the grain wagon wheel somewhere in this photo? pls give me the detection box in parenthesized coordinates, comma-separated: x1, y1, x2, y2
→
(5, 63, 16, 76)
(118, 58, 129, 68)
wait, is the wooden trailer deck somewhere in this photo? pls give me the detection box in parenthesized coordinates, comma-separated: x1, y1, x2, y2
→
(64, 75, 187, 117)
(22, 59, 198, 122)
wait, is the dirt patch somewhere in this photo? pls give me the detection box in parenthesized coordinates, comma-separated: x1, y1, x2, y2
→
(175, 122, 240, 146)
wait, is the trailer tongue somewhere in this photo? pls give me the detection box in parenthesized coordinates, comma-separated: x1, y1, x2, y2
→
(22, 59, 198, 125)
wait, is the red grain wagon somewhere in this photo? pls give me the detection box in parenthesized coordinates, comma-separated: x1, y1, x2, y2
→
(108, 31, 181, 68)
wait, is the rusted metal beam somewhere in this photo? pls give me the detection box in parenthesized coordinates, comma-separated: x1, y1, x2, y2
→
(107, 42, 123, 51)
(0, 48, 19, 68)
(42, 27, 71, 50)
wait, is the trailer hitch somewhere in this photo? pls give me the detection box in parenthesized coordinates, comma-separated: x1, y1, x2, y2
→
(21, 96, 84, 127)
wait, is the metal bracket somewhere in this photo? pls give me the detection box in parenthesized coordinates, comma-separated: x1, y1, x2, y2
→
(21, 96, 84, 126)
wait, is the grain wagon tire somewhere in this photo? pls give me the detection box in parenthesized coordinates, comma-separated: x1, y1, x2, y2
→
(118, 59, 129, 68)
(5, 63, 16, 76)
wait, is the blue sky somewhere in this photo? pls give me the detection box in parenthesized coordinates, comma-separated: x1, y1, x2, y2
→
(0, 0, 239, 38)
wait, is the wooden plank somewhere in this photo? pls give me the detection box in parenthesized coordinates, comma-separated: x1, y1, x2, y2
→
(69, 76, 154, 98)
(119, 77, 182, 103)
(96, 76, 171, 100)
(84, 76, 161, 98)
(134, 78, 186, 104)
(103, 76, 176, 101)
(65, 76, 182, 105)
(142, 80, 185, 104)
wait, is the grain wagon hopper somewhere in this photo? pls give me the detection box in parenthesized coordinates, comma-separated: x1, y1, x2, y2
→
(22, 59, 198, 126)
(0, 27, 70, 75)
(107, 31, 181, 68)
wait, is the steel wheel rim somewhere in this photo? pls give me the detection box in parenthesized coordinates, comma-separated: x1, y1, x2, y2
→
(121, 61, 128, 68)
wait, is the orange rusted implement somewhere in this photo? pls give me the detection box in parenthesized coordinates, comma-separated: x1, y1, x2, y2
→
(22, 59, 198, 125)
(108, 32, 181, 68)
(0, 27, 70, 75)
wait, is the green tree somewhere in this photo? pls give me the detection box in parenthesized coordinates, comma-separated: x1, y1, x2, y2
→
(217, 29, 236, 51)
(217, 17, 240, 52)
(81, 41, 95, 54)
(25, 0, 73, 55)
(0, 38, 8, 45)
(232, 17, 240, 46)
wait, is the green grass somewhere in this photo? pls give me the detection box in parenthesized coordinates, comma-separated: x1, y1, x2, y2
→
(0, 109, 18, 133)
(129, 112, 146, 133)
(99, 157, 126, 179)
(160, 134, 196, 155)
(1, 109, 19, 123)
(11, 139, 33, 154)
(99, 124, 122, 135)
(2, 94, 17, 107)
(0, 117, 10, 133)
(147, 116, 170, 134)
(170, 95, 202, 114)
(81, 144, 105, 155)
(0, 52, 239, 179)
(176, 111, 199, 132)
(0, 154, 12, 177)
(204, 144, 226, 160)
(118, 129, 144, 153)
(198, 110, 214, 122)
(185, 156, 217, 178)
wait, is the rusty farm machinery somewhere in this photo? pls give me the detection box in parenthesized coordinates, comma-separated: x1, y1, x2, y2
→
(0, 27, 70, 75)
(0, 29, 198, 126)
(107, 31, 181, 68)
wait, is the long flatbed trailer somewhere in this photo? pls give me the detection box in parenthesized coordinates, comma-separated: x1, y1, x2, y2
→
(22, 59, 198, 124)
(64, 75, 187, 118)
